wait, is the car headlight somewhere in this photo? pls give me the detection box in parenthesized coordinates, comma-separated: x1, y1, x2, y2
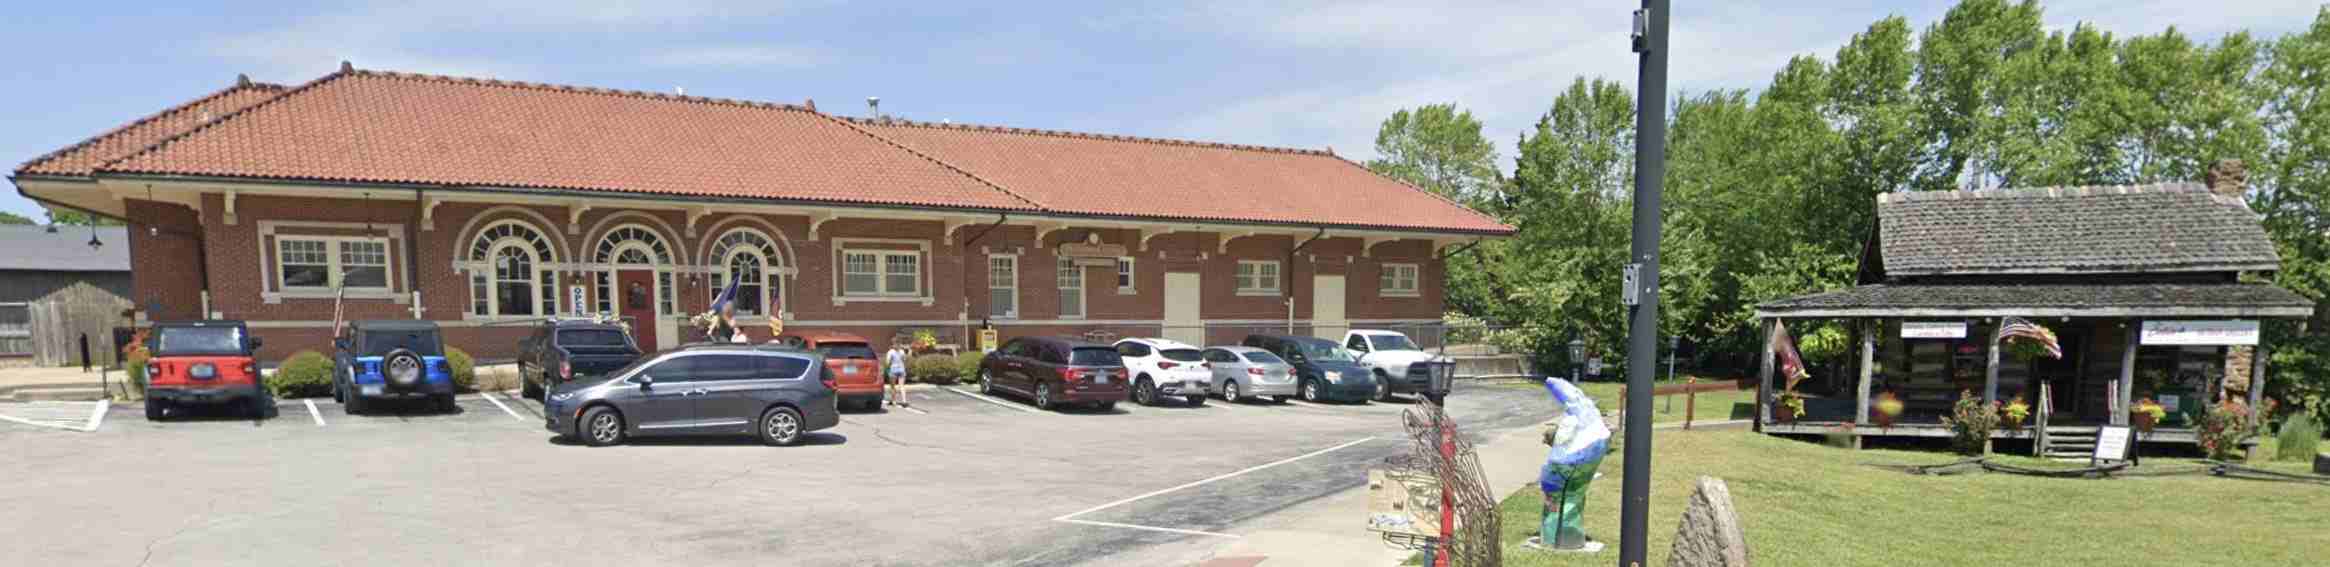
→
(1324, 371, 1343, 383)
(550, 392, 578, 402)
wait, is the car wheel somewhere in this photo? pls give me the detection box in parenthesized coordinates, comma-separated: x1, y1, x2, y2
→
(1035, 382, 1057, 411)
(1096, 401, 1117, 412)
(1134, 377, 1155, 406)
(580, 406, 625, 447)
(760, 406, 805, 446)
(145, 398, 165, 421)
(250, 393, 271, 419)
(1222, 381, 1242, 403)
(1302, 379, 1323, 403)
(344, 390, 366, 416)
(978, 369, 995, 395)
(1272, 395, 1291, 404)
(520, 366, 543, 399)
(1186, 395, 1206, 406)
(433, 394, 457, 413)
(1373, 371, 1394, 402)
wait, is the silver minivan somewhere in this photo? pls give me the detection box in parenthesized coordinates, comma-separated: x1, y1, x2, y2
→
(1203, 346, 1298, 403)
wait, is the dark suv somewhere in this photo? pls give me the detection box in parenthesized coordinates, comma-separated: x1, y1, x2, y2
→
(975, 336, 1128, 411)
(543, 344, 839, 447)
(143, 320, 266, 420)
(1242, 334, 1376, 403)
(332, 320, 455, 414)
(516, 319, 643, 399)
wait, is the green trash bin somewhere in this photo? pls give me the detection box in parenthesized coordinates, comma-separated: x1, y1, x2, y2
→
(2156, 386, 2204, 427)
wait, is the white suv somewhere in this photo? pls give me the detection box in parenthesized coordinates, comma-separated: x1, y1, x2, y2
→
(1115, 338, 1214, 406)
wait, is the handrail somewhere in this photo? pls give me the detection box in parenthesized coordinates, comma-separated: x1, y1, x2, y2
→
(2036, 381, 2052, 456)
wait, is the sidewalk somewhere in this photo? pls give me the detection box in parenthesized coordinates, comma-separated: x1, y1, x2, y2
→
(0, 365, 120, 401)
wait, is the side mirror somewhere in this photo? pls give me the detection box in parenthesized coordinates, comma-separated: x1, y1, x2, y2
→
(634, 375, 654, 388)
(248, 337, 264, 350)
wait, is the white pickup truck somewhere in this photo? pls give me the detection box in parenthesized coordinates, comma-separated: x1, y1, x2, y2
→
(1341, 329, 1451, 401)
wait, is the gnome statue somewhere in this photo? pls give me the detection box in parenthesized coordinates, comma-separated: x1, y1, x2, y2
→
(1532, 377, 1610, 552)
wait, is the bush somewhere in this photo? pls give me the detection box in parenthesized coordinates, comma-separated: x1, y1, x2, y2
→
(954, 352, 987, 383)
(908, 353, 963, 385)
(123, 349, 150, 399)
(445, 347, 477, 392)
(269, 350, 335, 398)
(2275, 411, 2323, 462)
(1941, 390, 2000, 455)
(2196, 399, 2256, 461)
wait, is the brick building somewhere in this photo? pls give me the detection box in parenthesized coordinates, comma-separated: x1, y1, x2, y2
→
(12, 67, 1512, 362)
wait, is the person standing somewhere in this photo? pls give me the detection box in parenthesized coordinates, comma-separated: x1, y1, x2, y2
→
(885, 343, 910, 407)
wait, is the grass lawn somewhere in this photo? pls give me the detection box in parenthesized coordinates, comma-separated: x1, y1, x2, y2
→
(1489, 428, 2329, 566)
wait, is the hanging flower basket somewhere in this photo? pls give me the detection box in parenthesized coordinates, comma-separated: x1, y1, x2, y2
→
(1872, 392, 1904, 429)
(1999, 396, 2031, 430)
(2132, 398, 2166, 434)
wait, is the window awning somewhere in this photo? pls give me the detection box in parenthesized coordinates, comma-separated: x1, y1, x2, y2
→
(1754, 283, 2315, 319)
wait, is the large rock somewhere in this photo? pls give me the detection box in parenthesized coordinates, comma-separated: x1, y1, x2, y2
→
(1668, 476, 1750, 567)
(2316, 451, 2329, 475)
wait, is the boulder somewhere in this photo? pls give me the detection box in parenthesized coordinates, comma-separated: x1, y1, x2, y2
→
(2316, 451, 2328, 475)
(1668, 476, 1750, 567)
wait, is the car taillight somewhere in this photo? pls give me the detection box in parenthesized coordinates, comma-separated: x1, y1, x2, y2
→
(146, 363, 160, 378)
(1247, 367, 1265, 376)
(820, 369, 837, 390)
(1158, 361, 1178, 370)
(241, 362, 257, 375)
(559, 360, 572, 380)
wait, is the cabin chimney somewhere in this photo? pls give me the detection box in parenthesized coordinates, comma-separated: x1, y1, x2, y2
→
(2205, 159, 2248, 199)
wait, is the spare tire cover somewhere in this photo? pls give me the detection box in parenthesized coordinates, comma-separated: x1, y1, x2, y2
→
(384, 349, 423, 387)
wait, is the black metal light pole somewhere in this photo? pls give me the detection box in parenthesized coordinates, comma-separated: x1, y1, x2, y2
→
(1620, 2, 1668, 566)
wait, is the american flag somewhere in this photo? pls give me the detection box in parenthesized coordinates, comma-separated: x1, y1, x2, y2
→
(1995, 316, 2062, 359)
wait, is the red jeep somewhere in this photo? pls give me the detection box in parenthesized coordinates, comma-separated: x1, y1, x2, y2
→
(144, 320, 266, 420)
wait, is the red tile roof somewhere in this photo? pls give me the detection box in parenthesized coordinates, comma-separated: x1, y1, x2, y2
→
(23, 67, 1511, 235)
(95, 70, 1035, 211)
(851, 118, 1513, 234)
(17, 77, 286, 176)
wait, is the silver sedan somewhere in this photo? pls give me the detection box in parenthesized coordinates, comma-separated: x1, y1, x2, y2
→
(1203, 346, 1299, 403)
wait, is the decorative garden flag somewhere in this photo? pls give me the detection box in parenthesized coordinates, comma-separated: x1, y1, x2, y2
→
(1773, 320, 1808, 384)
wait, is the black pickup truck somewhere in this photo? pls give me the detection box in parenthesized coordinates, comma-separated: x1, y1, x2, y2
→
(516, 319, 644, 399)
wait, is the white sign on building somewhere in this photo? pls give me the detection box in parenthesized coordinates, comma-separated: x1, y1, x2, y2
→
(1900, 321, 1968, 339)
(2139, 320, 2259, 346)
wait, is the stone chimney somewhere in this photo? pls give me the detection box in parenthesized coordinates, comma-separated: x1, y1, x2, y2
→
(2205, 159, 2248, 198)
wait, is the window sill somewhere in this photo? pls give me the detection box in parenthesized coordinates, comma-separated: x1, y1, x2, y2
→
(833, 295, 935, 307)
(1117, 287, 1137, 295)
(1234, 290, 1282, 297)
(1380, 291, 1422, 298)
(266, 290, 404, 304)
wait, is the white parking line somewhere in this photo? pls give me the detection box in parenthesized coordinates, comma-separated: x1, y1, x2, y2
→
(941, 386, 1044, 414)
(302, 399, 326, 426)
(1051, 436, 1376, 537)
(84, 400, 108, 431)
(479, 392, 527, 421)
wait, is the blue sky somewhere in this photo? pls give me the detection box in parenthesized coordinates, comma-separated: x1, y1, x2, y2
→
(2, 1, 2317, 221)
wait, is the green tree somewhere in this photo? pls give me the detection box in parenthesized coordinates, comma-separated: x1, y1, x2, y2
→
(1488, 77, 1638, 375)
(1912, 0, 2046, 190)
(2257, 7, 2330, 424)
(45, 207, 120, 226)
(0, 211, 34, 225)
(1365, 103, 1504, 207)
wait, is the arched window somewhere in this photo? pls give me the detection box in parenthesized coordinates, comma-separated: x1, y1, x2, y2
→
(593, 225, 676, 316)
(466, 220, 558, 316)
(706, 228, 785, 317)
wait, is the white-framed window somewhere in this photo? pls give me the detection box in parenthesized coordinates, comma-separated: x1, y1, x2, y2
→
(1235, 260, 1281, 296)
(1115, 257, 1136, 294)
(988, 255, 1018, 318)
(842, 250, 921, 297)
(1380, 263, 1420, 297)
(276, 236, 392, 292)
(1058, 258, 1085, 319)
(707, 229, 785, 318)
(467, 220, 561, 317)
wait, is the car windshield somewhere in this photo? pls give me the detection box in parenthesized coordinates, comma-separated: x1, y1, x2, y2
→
(1241, 351, 1284, 364)
(816, 342, 876, 359)
(1068, 347, 1123, 366)
(362, 330, 443, 356)
(154, 326, 244, 356)
(1159, 348, 1204, 362)
(1298, 342, 1356, 362)
(558, 329, 629, 347)
(1368, 335, 1420, 351)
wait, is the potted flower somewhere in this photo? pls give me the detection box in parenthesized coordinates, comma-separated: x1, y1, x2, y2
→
(1872, 391, 1904, 429)
(2133, 397, 2167, 434)
(1775, 390, 1806, 423)
(1999, 395, 2032, 430)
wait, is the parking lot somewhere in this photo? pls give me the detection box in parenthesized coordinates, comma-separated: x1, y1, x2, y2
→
(0, 381, 1550, 566)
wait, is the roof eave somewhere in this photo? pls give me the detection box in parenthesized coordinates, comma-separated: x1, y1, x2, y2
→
(1755, 305, 2316, 319)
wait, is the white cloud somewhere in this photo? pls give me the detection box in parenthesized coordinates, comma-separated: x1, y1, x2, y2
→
(638, 45, 830, 69)
(201, 0, 803, 81)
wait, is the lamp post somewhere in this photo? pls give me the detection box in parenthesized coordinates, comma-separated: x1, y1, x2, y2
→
(1568, 339, 1586, 383)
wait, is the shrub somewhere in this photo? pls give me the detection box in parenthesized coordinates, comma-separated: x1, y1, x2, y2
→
(2195, 399, 2256, 461)
(954, 351, 987, 383)
(445, 347, 477, 392)
(123, 349, 150, 399)
(1941, 390, 2000, 455)
(269, 350, 335, 398)
(1999, 396, 2031, 429)
(908, 353, 963, 385)
(2274, 410, 2322, 463)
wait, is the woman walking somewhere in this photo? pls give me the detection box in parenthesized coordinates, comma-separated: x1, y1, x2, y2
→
(885, 343, 910, 407)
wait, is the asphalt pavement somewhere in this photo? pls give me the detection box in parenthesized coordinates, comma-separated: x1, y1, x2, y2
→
(0, 381, 1555, 567)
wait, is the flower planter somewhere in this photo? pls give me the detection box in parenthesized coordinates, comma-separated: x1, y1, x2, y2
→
(1773, 404, 1799, 423)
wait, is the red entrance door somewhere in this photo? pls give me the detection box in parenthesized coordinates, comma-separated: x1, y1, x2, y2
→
(617, 269, 658, 350)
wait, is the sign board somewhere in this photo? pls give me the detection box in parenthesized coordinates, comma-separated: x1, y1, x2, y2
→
(569, 286, 587, 315)
(1057, 241, 1128, 259)
(2092, 425, 2134, 465)
(1364, 469, 1440, 538)
(2158, 394, 2180, 413)
(1900, 321, 1967, 339)
(1621, 263, 1641, 306)
(2139, 320, 2259, 346)
(979, 329, 999, 353)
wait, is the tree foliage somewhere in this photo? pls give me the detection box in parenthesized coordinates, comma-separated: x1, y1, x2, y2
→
(1364, 103, 1504, 207)
(44, 207, 120, 226)
(0, 211, 33, 225)
(1405, 2, 2330, 399)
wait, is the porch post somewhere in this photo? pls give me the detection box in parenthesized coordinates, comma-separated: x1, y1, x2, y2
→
(1983, 321, 2001, 405)
(1757, 317, 1776, 431)
(1856, 319, 1874, 426)
(2116, 319, 2139, 426)
(2250, 345, 2268, 409)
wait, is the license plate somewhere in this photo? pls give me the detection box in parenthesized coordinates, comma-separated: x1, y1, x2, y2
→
(191, 364, 216, 380)
(843, 367, 859, 375)
(1096, 375, 1110, 385)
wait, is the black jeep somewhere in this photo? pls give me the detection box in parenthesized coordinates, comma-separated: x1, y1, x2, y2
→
(332, 320, 456, 414)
